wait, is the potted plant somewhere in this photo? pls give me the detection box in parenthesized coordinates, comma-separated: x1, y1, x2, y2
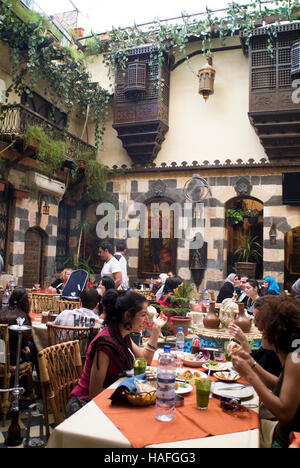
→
(226, 208, 245, 226)
(234, 235, 263, 278)
(161, 282, 194, 337)
(245, 209, 260, 224)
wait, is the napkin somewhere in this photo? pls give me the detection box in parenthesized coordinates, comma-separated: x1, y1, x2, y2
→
(109, 373, 146, 401)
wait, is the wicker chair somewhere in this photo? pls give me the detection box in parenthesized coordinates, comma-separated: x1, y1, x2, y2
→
(0, 324, 35, 426)
(57, 300, 80, 314)
(38, 341, 82, 438)
(30, 293, 60, 315)
(46, 322, 100, 362)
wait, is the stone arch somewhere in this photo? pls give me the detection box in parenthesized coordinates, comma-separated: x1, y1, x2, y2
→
(224, 195, 264, 278)
(23, 227, 48, 288)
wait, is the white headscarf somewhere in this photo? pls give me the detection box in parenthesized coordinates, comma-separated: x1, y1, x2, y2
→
(225, 273, 236, 285)
(155, 274, 169, 301)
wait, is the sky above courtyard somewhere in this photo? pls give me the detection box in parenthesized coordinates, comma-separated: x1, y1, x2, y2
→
(35, 0, 252, 33)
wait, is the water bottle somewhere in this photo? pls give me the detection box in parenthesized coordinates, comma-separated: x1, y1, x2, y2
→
(2, 289, 10, 308)
(176, 327, 185, 353)
(202, 288, 210, 312)
(149, 277, 154, 289)
(155, 344, 176, 422)
(9, 274, 15, 290)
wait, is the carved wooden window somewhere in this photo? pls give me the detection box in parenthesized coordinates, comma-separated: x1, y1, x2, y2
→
(291, 41, 300, 76)
(0, 192, 9, 267)
(124, 61, 147, 96)
(250, 37, 293, 91)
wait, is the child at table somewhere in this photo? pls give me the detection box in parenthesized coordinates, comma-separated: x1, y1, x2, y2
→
(66, 289, 167, 417)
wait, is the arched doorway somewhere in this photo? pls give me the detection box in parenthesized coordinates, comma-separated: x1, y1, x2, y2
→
(284, 227, 300, 291)
(23, 227, 47, 289)
(225, 197, 264, 279)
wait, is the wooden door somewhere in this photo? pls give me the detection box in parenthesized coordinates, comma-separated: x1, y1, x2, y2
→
(23, 228, 45, 289)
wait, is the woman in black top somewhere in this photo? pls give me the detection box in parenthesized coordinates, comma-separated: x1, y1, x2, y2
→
(217, 274, 239, 303)
(231, 295, 300, 448)
(0, 288, 37, 368)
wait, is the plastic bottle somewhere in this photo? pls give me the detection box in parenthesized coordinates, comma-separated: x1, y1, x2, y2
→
(202, 288, 210, 312)
(2, 289, 10, 308)
(9, 274, 15, 290)
(155, 344, 176, 422)
(149, 277, 154, 289)
(176, 327, 185, 353)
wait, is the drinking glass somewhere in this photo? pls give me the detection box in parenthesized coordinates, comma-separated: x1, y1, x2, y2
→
(195, 378, 212, 410)
(133, 358, 147, 375)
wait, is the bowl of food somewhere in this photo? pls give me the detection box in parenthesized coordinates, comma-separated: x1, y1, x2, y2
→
(182, 351, 210, 368)
(125, 390, 156, 406)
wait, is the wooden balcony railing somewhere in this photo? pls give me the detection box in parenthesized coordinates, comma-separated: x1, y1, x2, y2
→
(0, 104, 96, 162)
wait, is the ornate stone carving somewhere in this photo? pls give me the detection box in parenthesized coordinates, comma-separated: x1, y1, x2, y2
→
(151, 180, 167, 198)
(235, 177, 253, 197)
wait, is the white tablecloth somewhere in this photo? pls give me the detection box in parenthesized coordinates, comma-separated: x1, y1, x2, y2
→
(32, 323, 48, 352)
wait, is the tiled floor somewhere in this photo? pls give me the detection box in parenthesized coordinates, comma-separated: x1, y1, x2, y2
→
(0, 401, 53, 448)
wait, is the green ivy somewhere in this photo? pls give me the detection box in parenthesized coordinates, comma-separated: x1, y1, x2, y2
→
(0, 0, 111, 149)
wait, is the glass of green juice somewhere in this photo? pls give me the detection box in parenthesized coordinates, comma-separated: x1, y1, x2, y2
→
(133, 358, 147, 375)
(195, 378, 212, 410)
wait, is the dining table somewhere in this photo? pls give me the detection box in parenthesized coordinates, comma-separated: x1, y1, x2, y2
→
(31, 321, 48, 352)
(47, 352, 260, 449)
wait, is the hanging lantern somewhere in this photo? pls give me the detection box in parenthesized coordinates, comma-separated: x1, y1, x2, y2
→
(198, 55, 215, 101)
(269, 223, 277, 245)
(42, 201, 50, 216)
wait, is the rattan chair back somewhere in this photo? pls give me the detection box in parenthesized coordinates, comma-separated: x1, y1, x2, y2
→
(30, 293, 60, 314)
(46, 322, 100, 362)
(57, 300, 80, 313)
(38, 340, 82, 438)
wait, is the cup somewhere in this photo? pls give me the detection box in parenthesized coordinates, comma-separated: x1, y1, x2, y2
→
(213, 350, 225, 362)
(133, 358, 147, 375)
(195, 378, 212, 410)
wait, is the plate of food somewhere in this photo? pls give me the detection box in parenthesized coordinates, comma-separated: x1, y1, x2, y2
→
(202, 361, 232, 372)
(214, 371, 240, 383)
(176, 368, 207, 383)
(182, 351, 210, 368)
(175, 382, 193, 395)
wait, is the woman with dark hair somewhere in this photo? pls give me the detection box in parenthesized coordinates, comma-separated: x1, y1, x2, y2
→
(0, 288, 37, 367)
(97, 276, 116, 319)
(157, 277, 182, 307)
(66, 290, 167, 414)
(244, 279, 261, 315)
(230, 295, 300, 448)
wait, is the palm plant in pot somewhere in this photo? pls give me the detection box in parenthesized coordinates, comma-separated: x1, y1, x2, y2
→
(161, 282, 194, 337)
(234, 234, 263, 278)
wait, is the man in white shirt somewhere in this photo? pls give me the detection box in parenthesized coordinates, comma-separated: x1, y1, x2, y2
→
(114, 240, 129, 290)
(98, 241, 122, 288)
(54, 288, 103, 328)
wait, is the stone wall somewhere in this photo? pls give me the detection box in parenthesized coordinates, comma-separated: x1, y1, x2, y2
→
(104, 168, 300, 294)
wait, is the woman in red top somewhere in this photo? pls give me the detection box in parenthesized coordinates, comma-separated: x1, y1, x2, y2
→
(67, 289, 167, 416)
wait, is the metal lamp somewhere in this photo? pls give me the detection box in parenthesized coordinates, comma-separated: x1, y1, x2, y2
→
(198, 55, 215, 101)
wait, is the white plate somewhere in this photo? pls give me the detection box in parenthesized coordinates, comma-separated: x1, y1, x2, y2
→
(214, 371, 240, 382)
(176, 368, 207, 381)
(213, 382, 254, 400)
(202, 362, 232, 372)
(175, 383, 193, 395)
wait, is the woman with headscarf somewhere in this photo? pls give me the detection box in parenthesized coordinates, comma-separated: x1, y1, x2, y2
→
(292, 278, 300, 298)
(263, 276, 281, 296)
(216, 273, 239, 303)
